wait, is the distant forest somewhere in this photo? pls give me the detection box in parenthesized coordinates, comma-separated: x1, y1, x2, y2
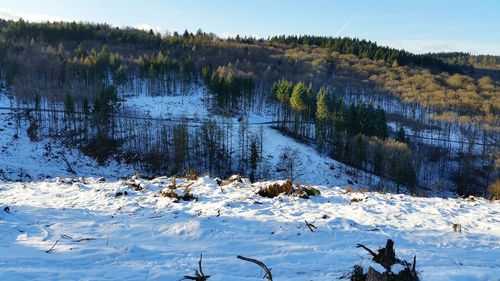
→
(0, 19, 498, 196)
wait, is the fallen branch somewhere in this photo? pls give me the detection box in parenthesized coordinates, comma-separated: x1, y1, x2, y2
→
(60, 153, 77, 176)
(237, 255, 273, 281)
(46, 240, 59, 253)
(73, 238, 96, 243)
(181, 254, 210, 281)
(60, 234, 95, 243)
(304, 220, 317, 232)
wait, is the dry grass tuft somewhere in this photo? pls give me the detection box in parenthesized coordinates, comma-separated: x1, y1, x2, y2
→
(488, 179, 500, 200)
(257, 179, 320, 199)
(186, 169, 199, 181)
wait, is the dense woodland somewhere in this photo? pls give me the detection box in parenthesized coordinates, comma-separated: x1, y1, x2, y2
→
(0, 19, 498, 196)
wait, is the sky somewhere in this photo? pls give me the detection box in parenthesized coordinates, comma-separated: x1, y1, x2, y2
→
(0, 0, 499, 55)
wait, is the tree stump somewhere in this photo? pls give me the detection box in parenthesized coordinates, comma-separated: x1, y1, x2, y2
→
(366, 267, 385, 281)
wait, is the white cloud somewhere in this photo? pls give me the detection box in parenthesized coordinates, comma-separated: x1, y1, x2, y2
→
(379, 39, 500, 56)
(133, 23, 164, 33)
(0, 7, 67, 22)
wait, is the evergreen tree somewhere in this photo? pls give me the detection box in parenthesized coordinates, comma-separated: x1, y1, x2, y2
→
(396, 127, 407, 143)
(315, 87, 330, 146)
(306, 83, 315, 119)
(375, 106, 388, 139)
(64, 94, 75, 120)
(347, 102, 360, 135)
(316, 87, 330, 121)
(290, 81, 308, 112)
(63, 94, 75, 135)
(249, 138, 259, 182)
(272, 78, 293, 104)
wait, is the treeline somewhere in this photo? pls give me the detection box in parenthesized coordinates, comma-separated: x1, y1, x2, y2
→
(272, 79, 416, 190)
(1, 19, 164, 47)
(432, 52, 500, 70)
(265, 35, 461, 73)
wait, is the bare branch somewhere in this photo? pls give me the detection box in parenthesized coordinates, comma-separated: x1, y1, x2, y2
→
(304, 220, 317, 232)
(237, 255, 273, 281)
(356, 243, 377, 258)
(46, 240, 59, 253)
(181, 254, 210, 281)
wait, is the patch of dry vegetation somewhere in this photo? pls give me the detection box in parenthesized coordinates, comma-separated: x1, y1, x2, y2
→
(257, 179, 320, 199)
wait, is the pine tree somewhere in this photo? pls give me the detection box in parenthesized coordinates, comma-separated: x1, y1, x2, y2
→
(64, 94, 75, 133)
(347, 102, 359, 135)
(249, 138, 259, 182)
(396, 127, 407, 143)
(272, 78, 293, 104)
(375, 106, 388, 139)
(64, 94, 74, 118)
(290, 81, 308, 112)
(306, 83, 315, 119)
(315, 87, 330, 146)
(316, 87, 330, 121)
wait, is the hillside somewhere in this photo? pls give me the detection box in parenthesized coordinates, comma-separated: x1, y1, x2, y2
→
(1, 176, 499, 280)
(0, 19, 498, 194)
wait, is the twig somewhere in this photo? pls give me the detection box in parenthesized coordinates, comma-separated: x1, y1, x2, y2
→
(60, 153, 77, 175)
(237, 255, 273, 281)
(198, 253, 206, 277)
(356, 243, 377, 258)
(60, 234, 73, 240)
(304, 220, 317, 232)
(73, 238, 96, 242)
(181, 254, 210, 281)
(46, 240, 59, 253)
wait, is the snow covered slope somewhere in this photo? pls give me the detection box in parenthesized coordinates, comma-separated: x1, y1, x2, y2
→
(119, 84, 383, 189)
(1, 176, 498, 280)
(0, 109, 133, 181)
(0, 84, 380, 189)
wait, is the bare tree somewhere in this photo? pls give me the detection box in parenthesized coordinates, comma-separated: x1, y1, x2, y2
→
(276, 146, 303, 183)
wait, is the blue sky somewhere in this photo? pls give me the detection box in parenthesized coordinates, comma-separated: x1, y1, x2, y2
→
(0, 0, 499, 55)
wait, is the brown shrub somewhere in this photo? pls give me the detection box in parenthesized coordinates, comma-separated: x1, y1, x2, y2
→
(258, 179, 293, 198)
(257, 179, 320, 199)
(186, 169, 199, 181)
(159, 189, 179, 201)
(181, 186, 196, 201)
(488, 179, 500, 200)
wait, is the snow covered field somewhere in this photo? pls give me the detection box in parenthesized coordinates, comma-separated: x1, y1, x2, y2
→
(1, 176, 499, 280)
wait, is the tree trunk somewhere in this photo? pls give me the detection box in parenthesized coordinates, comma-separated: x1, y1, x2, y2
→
(366, 267, 385, 281)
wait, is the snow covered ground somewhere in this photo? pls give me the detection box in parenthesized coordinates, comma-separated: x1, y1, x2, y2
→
(0, 176, 499, 280)
(119, 84, 382, 189)
(0, 109, 133, 181)
(121, 85, 210, 120)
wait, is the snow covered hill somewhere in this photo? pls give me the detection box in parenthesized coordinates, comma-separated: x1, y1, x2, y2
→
(1, 176, 498, 280)
(0, 86, 382, 190)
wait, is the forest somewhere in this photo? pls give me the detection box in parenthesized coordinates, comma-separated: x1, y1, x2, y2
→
(0, 19, 498, 196)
